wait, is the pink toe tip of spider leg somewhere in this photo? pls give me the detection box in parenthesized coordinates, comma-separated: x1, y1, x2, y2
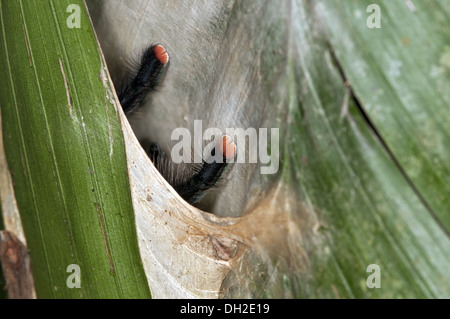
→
(154, 44, 169, 64)
(219, 135, 237, 161)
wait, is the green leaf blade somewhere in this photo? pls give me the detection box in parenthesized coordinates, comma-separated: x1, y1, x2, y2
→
(0, 0, 150, 298)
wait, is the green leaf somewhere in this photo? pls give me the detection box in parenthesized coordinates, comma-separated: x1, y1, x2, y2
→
(316, 0, 450, 232)
(0, 0, 150, 298)
(277, 0, 450, 298)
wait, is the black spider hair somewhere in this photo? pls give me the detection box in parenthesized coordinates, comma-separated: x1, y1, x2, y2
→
(118, 44, 234, 205)
(119, 44, 167, 116)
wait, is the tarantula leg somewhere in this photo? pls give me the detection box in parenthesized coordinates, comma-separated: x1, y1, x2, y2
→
(176, 135, 237, 204)
(140, 139, 162, 163)
(119, 44, 236, 206)
(119, 44, 169, 115)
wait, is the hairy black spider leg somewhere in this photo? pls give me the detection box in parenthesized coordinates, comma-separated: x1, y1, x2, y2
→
(119, 44, 169, 115)
(176, 135, 237, 204)
(119, 44, 236, 206)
